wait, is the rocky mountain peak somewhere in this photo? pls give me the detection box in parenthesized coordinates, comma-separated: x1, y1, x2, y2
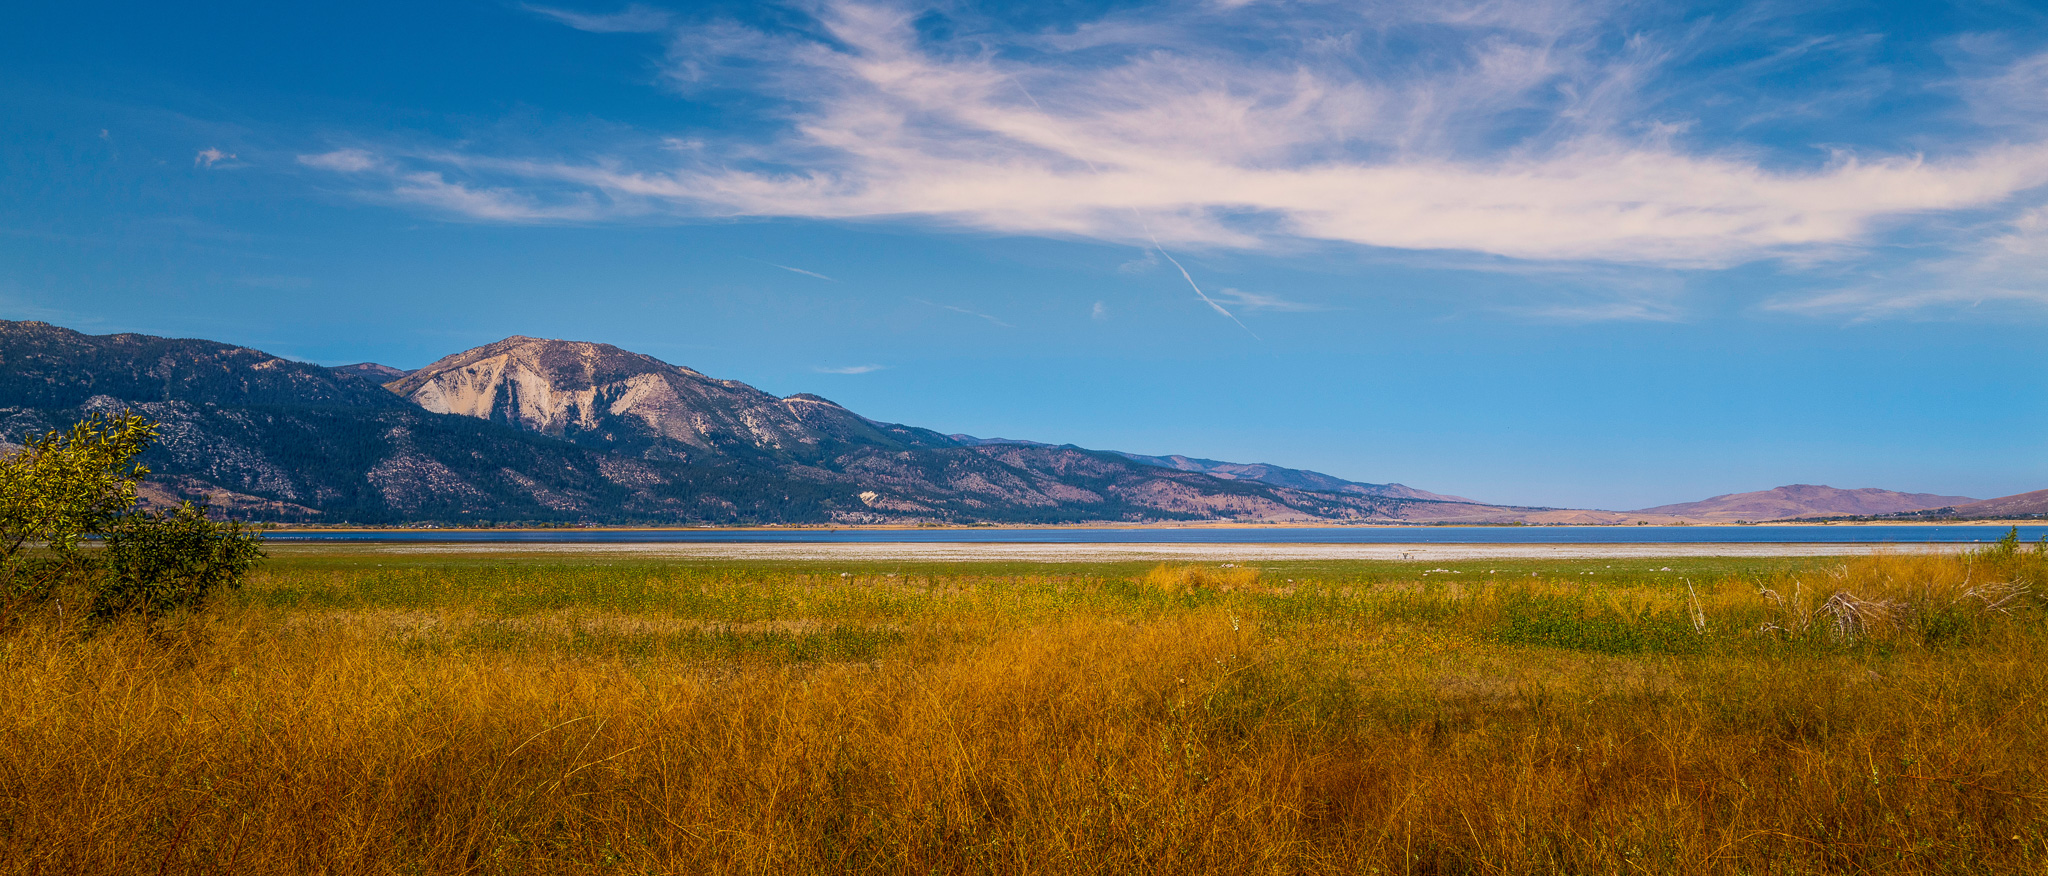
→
(391, 336, 680, 394)
(784, 393, 846, 407)
(384, 335, 929, 458)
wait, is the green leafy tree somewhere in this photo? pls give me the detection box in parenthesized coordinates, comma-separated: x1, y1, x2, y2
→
(0, 412, 264, 622)
(1, 412, 157, 602)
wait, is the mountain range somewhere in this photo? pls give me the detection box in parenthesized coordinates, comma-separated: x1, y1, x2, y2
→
(0, 321, 1516, 524)
(1, 320, 2038, 525)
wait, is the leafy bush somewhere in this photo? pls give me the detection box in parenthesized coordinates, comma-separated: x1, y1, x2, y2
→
(94, 501, 264, 620)
(0, 412, 262, 624)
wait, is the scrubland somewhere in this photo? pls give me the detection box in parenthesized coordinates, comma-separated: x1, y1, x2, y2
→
(2, 545, 2044, 874)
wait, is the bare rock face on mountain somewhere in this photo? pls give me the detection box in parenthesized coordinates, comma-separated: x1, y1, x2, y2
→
(1633, 484, 1978, 521)
(386, 337, 949, 460)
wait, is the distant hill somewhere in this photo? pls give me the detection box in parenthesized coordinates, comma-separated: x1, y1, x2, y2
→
(1634, 484, 1977, 521)
(1946, 488, 2048, 519)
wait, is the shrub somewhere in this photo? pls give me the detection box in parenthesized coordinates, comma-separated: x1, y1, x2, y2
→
(0, 412, 263, 625)
(94, 501, 265, 621)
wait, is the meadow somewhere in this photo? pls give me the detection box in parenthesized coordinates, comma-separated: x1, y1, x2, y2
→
(2, 543, 2044, 874)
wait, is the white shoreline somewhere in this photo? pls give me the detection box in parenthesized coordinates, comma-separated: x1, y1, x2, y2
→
(271, 542, 1974, 562)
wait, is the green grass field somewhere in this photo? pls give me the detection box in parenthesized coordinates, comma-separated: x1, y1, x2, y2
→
(3, 545, 2043, 874)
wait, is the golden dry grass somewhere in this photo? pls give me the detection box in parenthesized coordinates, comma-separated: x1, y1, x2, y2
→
(1, 548, 2044, 874)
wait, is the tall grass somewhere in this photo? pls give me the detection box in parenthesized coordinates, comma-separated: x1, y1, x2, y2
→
(1, 547, 2043, 873)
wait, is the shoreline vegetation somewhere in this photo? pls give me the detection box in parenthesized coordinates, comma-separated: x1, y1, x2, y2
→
(4, 543, 2044, 873)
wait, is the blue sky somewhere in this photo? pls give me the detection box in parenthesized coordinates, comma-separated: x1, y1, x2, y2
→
(3, 0, 2045, 509)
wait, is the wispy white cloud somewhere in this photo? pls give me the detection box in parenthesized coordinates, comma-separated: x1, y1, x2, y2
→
(522, 3, 670, 34)
(1765, 206, 2048, 319)
(294, 0, 2048, 313)
(386, 170, 600, 221)
(1091, 301, 1107, 320)
(299, 149, 601, 220)
(815, 364, 886, 374)
(1953, 45, 2048, 137)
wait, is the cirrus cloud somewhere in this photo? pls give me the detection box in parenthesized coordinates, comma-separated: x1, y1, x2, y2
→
(520, 3, 671, 34)
(296, 1, 2048, 298)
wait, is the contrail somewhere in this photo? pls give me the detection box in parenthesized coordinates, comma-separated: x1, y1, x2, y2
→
(1009, 76, 1258, 341)
(771, 263, 834, 281)
(1137, 224, 1261, 341)
(911, 297, 1013, 328)
(747, 258, 835, 281)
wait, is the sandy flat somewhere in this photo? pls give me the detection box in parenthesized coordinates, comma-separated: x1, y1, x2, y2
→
(274, 541, 1970, 562)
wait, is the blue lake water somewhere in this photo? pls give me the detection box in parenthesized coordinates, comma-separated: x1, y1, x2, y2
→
(268, 525, 2048, 545)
